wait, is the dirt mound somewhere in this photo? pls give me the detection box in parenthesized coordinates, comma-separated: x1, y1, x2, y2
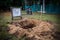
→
(7, 18, 58, 40)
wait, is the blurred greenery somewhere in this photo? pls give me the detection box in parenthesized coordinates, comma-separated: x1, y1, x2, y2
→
(0, 17, 13, 40)
(0, 16, 26, 40)
(0, 0, 60, 11)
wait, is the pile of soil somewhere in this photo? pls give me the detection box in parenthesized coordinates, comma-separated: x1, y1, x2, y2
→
(7, 18, 60, 40)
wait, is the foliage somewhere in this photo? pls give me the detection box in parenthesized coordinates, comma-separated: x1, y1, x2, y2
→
(0, 0, 60, 11)
(0, 0, 23, 11)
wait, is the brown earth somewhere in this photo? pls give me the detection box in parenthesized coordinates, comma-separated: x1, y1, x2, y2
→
(7, 18, 60, 40)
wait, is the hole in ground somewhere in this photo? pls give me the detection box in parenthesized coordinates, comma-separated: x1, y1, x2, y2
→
(19, 19, 36, 29)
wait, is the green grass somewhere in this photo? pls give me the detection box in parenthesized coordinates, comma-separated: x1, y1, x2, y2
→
(0, 11, 60, 23)
(4, 11, 59, 31)
(22, 12, 60, 23)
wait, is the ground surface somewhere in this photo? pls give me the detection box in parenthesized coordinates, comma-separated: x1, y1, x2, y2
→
(0, 11, 60, 30)
(0, 11, 60, 40)
(8, 18, 60, 40)
(0, 11, 60, 23)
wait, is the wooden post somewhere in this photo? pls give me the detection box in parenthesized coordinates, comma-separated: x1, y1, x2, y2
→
(10, 7, 13, 22)
(41, 5, 43, 15)
(40, 5, 43, 19)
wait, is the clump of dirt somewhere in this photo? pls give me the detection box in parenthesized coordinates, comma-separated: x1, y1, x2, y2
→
(7, 18, 60, 40)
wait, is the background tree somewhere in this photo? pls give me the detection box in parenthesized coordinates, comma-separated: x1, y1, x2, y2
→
(0, 0, 60, 11)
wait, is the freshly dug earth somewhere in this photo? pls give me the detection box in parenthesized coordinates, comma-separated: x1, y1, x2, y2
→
(8, 18, 60, 40)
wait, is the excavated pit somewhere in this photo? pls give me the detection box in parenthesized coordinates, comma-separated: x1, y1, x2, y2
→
(19, 19, 36, 29)
(7, 18, 60, 40)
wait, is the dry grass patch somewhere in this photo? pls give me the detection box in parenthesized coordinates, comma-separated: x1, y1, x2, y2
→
(7, 18, 59, 40)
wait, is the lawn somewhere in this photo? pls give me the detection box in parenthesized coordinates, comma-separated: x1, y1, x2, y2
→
(0, 11, 60, 40)
(0, 11, 60, 23)
(22, 13, 60, 23)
